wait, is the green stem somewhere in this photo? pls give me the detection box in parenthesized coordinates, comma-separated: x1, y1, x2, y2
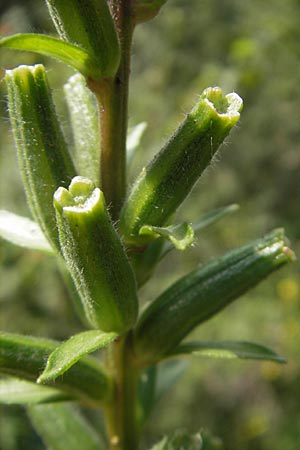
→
(105, 334, 140, 450)
(89, 1, 134, 220)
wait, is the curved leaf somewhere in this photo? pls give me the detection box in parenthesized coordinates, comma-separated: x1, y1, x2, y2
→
(170, 340, 286, 363)
(0, 210, 52, 253)
(28, 403, 105, 450)
(127, 122, 147, 166)
(139, 223, 194, 250)
(0, 332, 111, 407)
(0, 34, 102, 80)
(38, 330, 117, 383)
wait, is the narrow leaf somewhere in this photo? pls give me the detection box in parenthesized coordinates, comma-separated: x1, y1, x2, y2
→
(139, 223, 194, 250)
(38, 330, 117, 383)
(138, 360, 187, 426)
(0, 378, 73, 405)
(0, 332, 111, 407)
(64, 73, 100, 184)
(45, 0, 120, 77)
(170, 341, 286, 363)
(28, 403, 105, 450)
(193, 204, 239, 233)
(0, 210, 52, 253)
(127, 122, 147, 166)
(0, 34, 102, 80)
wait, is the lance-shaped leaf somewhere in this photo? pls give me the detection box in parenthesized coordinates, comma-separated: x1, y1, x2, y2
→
(38, 330, 117, 383)
(138, 360, 187, 426)
(54, 176, 138, 333)
(150, 430, 202, 450)
(0, 378, 73, 405)
(169, 341, 286, 363)
(127, 122, 147, 166)
(0, 210, 52, 253)
(120, 87, 243, 247)
(6, 64, 76, 250)
(133, 0, 169, 24)
(28, 403, 105, 450)
(0, 34, 102, 80)
(0, 332, 111, 407)
(45, 0, 120, 78)
(134, 229, 295, 365)
(139, 222, 194, 251)
(64, 74, 100, 184)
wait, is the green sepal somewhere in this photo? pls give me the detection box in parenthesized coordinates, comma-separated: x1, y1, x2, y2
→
(0, 332, 111, 407)
(28, 403, 106, 450)
(0, 210, 52, 253)
(120, 87, 243, 247)
(0, 34, 102, 80)
(133, 0, 169, 24)
(54, 176, 138, 333)
(64, 74, 100, 184)
(38, 331, 117, 383)
(45, 0, 120, 78)
(134, 229, 295, 365)
(169, 340, 286, 363)
(0, 378, 73, 405)
(139, 222, 194, 250)
(150, 429, 202, 450)
(5, 64, 76, 250)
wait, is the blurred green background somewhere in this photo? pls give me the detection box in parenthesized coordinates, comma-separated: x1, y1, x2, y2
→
(0, 1, 299, 449)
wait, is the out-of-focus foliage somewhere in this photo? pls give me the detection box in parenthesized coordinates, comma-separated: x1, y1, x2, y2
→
(0, 1, 299, 450)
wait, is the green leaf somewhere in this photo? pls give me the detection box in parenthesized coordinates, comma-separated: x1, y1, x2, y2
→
(0, 378, 73, 405)
(64, 73, 100, 184)
(149, 429, 202, 450)
(38, 331, 117, 383)
(134, 229, 295, 365)
(0, 210, 52, 253)
(0, 332, 111, 407)
(45, 0, 120, 77)
(193, 204, 239, 234)
(139, 223, 194, 250)
(0, 34, 102, 80)
(127, 122, 147, 166)
(28, 403, 105, 450)
(138, 360, 187, 426)
(170, 341, 286, 363)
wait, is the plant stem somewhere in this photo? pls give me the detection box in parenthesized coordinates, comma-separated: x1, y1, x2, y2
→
(105, 334, 140, 450)
(89, 1, 134, 220)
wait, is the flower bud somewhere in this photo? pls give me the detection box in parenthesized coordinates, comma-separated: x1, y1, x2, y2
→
(134, 229, 295, 365)
(120, 87, 243, 247)
(54, 176, 138, 333)
(6, 64, 76, 250)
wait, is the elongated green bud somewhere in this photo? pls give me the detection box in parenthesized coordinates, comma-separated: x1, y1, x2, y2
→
(54, 176, 138, 333)
(45, 0, 120, 78)
(134, 229, 295, 365)
(120, 87, 243, 247)
(6, 64, 76, 250)
(132, 0, 169, 23)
